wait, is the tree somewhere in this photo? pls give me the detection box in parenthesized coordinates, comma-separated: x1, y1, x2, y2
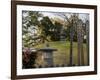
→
(22, 11, 43, 48)
(40, 16, 54, 41)
(51, 21, 62, 41)
(40, 16, 64, 41)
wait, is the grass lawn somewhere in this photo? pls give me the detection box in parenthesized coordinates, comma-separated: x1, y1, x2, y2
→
(34, 41, 88, 66)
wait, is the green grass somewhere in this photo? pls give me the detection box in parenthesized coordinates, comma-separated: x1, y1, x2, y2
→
(34, 41, 88, 66)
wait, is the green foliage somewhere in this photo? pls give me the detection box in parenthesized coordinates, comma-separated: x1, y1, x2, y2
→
(40, 17, 63, 41)
(50, 21, 62, 41)
(22, 11, 88, 47)
(41, 16, 54, 35)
